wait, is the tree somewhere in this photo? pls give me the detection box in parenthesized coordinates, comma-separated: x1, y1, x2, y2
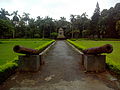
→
(50, 32, 58, 39)
(98, 3, 120, 38)
(0, 19, 14, 38)
(22, 12, 30, 25)
(11, 10, 19, 38)
(35, 16, 43, 38)
(0, 2, 119, 39)
(90, 2, 100, 38)
(70, 14, 76, 38)
(28, 18, 37, 38)
(0, 8, 10, 20)
(98, 9, 108, 38)
(60, 17, 66, 21)
(11, 11, 19, 25)
(104, 3, 120, 38)
(116, 20, 120, 36)
(75, 13, 90, 37)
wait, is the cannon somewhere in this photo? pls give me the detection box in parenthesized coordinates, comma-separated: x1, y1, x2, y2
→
(82, 44, 113, 55)
(82, 44, 113, 72)
(13, 45, 40, 55)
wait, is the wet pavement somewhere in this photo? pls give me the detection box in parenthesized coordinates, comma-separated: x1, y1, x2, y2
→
(0, 40, 119, 90)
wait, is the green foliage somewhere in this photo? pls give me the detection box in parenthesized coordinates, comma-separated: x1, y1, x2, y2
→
(0, 8, 10, 20)
(67, 39, 86, 50)
(70, 13, 90, 38)
(35, 40, 55, 51)
(34, 34, 41, 38)
(90, 2, 100, 37)
(116, 20, 120, 36)
(50, 32, 58, 39)
(0, 19, 14, 38)
(0, 61, 18, 72)
(82, 30, 91, 37)
(67, 39, 120, 73)
(68, 38, 120, 41)
(22, 12, 30, 22)
(99, 3, 120, 38)
(0, 61, 18, 84)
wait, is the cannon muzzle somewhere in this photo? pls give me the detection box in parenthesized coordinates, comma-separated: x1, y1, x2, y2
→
(82, 44, 113, 55)
(13, 45, 40, 55)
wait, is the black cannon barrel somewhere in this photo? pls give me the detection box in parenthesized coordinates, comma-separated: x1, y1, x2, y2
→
(13, 45, 40, 55)
(82, 44, 113, 55)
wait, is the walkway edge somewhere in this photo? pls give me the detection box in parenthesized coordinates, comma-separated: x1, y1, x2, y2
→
(66, 40, 84, 65)
(39, 41, 56, 55)
(66, 40, 83, 55)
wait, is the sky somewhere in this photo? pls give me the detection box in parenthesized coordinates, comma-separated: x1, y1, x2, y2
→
(0, 0, 120, 20)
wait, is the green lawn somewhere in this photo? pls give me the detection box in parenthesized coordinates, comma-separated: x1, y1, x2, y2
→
(67, 39, 120, 71)
(0, 39, 54, 65)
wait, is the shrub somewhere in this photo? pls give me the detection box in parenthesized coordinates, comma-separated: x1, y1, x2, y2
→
(34, 34, 41, 38)
(50, 32, 58, 39)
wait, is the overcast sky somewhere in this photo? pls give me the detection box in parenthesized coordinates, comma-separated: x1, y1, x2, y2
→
(0, 0, 119, 20)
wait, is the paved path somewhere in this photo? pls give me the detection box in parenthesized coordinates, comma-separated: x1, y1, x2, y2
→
(0, 41, 119, 90)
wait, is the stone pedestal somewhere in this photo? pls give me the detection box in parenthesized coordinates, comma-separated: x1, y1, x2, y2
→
(39, 55, 45, 65)
(84, 55, 106, 72)
(79, 54, 84, 65)
(57, 28, 65, 39)
(18, 55, 41, 72)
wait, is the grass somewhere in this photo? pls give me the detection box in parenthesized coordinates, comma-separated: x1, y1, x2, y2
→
(67, 39, 120, 73)
(0, 39, 54, 65)
(0, 39, 55, 72)
(70, 38, 120, 41)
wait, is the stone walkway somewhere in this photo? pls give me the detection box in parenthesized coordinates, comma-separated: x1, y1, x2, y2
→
(0, 41, 119, 90)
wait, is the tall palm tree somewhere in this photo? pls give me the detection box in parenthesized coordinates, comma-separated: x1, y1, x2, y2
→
(11, 10, 19, 38)
(22, 12, 30, 25)
(70, 14, 76, 38)
(60, 17, 66, 21)
(11, 10, 19, 26)
(0, 8, 10, 20)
